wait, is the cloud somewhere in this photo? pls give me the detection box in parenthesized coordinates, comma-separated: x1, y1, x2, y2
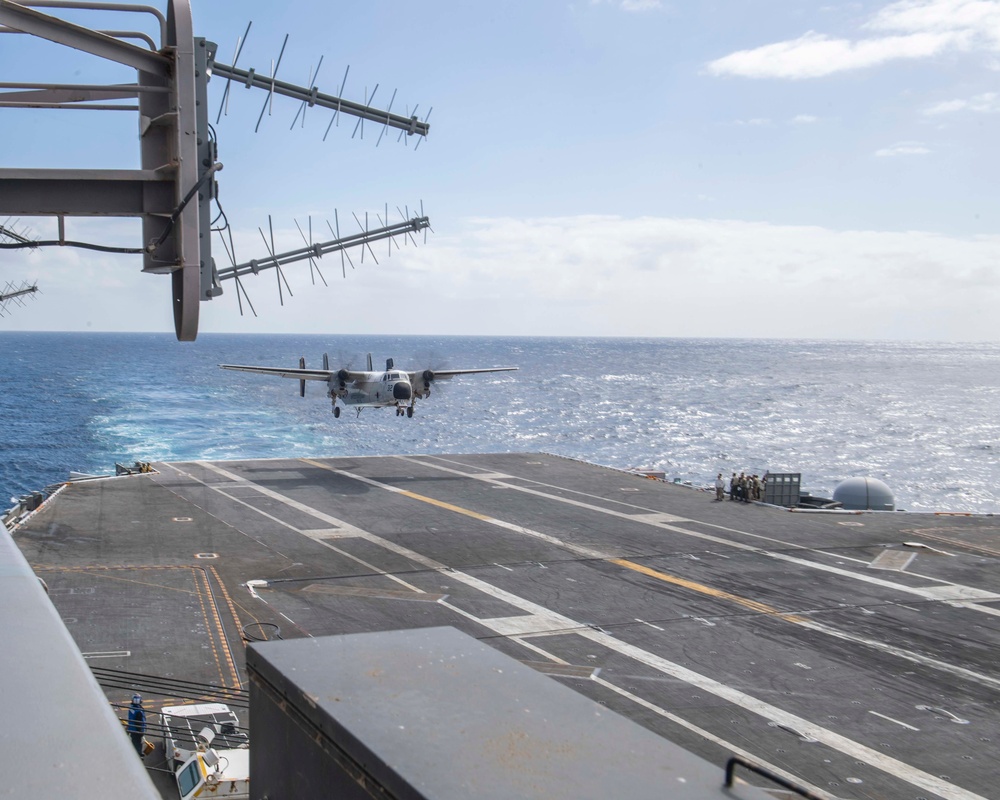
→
(9, 215, 1000, 341)
(393, 215, 1000, 340)
(864, 0, 1000, 37)
(707, 30, 966, 79)
(791, 114, 820, 123)
(706, 0, 1000, 79)
(874, 140, 932, 155)
(923, 91, 1000, 113)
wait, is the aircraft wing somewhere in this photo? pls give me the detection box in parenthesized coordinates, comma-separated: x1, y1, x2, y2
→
(410, 367, 518, 382)
(219, 364, 334, 381)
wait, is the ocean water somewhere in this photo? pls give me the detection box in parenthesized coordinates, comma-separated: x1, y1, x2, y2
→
(1, 332, 998, 514)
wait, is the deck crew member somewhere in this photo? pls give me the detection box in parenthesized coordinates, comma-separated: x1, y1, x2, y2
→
(127, 694, 147, 757)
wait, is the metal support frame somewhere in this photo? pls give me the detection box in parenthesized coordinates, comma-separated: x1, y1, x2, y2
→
(0, 0, 432, 340)
(0, 0, 208, 339)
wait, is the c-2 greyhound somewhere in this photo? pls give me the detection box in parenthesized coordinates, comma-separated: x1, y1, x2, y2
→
(219, 353, 517, 418)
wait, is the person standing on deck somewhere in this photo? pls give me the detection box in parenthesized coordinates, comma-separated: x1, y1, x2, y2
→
(127, 694, 147, 757)
(715, 474, 725, 501)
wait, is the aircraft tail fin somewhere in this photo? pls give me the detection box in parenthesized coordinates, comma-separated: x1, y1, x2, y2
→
(323, 353, 330, 370)
(299, 357, 306, 397)
(366, 353, 373, 371)
(386, 358, 394, 370)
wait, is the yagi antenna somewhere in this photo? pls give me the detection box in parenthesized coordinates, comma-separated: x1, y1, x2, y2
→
(376, 88, 397, 147)
(214, 208, 430, 312)
(0, 281, 40, 318)
(352, 84, 378, 141)
(322, 66, 350, 142)
(257, 215, 294, 305)
(210, 42, 428, 145)
(294, 216, 327, 286)
(254, 34, 289, 133)
(352, 211, 379, 265)
(216, 20, 252, 124)
(290, 55, 323, 130)
(328, 209, 354, 277)
(0, 219, 36, 246)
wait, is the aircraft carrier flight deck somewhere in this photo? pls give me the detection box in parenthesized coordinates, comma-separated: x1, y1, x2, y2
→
(11, 452, 1000, 799)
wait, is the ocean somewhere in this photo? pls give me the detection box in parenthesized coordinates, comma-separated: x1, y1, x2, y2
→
(1, 332, 998, 514)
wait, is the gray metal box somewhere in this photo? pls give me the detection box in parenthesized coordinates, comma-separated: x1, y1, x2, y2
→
(247, 626, 768, 799)
(764, 472, 801, 507)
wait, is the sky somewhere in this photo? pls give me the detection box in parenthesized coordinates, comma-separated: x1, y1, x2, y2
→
(1, 0, 999, 341)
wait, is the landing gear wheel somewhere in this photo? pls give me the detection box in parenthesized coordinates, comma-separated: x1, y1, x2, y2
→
(407, 407, 414, 418)
(333, 406, 341, 418)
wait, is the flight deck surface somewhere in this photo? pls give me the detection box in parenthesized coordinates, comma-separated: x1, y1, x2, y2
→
(13, 452, 1000, 799)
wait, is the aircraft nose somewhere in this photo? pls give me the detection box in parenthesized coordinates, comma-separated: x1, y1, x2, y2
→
(393, 381, 412, 401)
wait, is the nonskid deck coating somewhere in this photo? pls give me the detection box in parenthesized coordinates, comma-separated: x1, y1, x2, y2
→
(13, 452, 1000, 800)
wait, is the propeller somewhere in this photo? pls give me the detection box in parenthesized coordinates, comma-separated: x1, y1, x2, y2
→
(411, 349, 450, 394)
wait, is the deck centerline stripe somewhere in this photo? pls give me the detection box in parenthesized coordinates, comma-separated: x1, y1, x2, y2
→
(609, 558, 804, 619)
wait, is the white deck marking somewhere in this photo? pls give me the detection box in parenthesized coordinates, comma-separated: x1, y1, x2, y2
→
(868, 550, 916, 571)
(189, 459, 988, 800)
(292, 459, 1000, 692)
(511, 636, 834, 800)
(869, 711, 920, 731)
(408, 456, 1000, 610)
(571, 626, 986, 800)
(481, 615, 574, 636)
(632, 511, 693, 524)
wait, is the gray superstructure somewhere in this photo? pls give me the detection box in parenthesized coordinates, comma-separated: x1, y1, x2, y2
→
(10, 452, 1000, 798)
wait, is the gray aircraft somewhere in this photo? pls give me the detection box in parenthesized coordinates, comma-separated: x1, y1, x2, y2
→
(220, 354, 517, 418)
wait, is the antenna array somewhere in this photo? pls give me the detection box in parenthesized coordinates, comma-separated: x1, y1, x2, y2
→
(213, 205, 431, 317)
(0, 218, 35, 246)
(208, 22, 431, 146)
(0, 280, 39, 317)
(0, 1, 433, 340)
(0, 219, 40, 317)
